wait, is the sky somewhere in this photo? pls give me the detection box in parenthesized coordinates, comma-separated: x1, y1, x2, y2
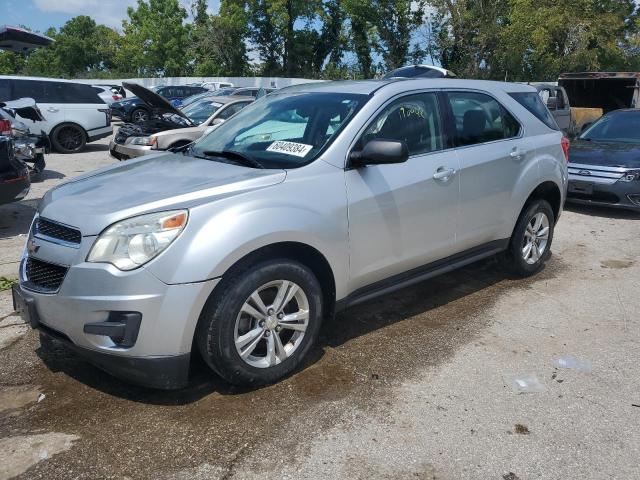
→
(2, 0, 220, 32)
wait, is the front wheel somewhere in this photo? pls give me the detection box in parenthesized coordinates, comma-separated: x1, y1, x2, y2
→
(505, 199, 555, 277)
(197, 259, 323, 386)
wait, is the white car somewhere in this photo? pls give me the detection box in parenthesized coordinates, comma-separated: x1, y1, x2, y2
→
(201, 81, 234, 91)
(91, 85, 123, 106)
(0, 76, 112, 153)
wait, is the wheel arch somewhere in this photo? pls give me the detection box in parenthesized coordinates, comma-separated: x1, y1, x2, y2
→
(524, 181, 562, 222)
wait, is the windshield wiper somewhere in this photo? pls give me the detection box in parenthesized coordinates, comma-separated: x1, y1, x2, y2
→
(200, 149, 265, 169)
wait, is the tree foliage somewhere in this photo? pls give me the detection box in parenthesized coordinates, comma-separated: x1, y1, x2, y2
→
(0, 0, 638, 80)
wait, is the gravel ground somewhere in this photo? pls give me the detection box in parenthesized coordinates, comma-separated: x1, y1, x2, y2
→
(1, 137, 639, 479)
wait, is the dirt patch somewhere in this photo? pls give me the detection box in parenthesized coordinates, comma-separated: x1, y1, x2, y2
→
(0, 385, 42, 413)
(600, 259, 634, 269)
(514, 424, 530, 435)
(0, 433, 79, 480)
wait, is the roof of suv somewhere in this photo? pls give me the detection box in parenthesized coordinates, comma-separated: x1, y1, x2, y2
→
(277, 79, 537, 96)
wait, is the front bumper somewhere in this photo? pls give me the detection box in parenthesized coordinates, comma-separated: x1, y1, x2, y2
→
(15, 232, 219, 388)
(109, 139, 153, 160)
(567, 179, 640, 210)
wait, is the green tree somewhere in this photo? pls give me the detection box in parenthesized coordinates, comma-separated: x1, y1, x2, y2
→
(120, 0, 191, 77)
(374, 0, 425, 70)
(343, 0, 375, 78)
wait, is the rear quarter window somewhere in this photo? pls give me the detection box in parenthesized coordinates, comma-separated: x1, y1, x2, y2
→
(509, 92, 559, 131)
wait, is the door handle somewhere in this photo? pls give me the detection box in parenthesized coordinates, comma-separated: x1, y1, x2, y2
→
(433, 167, 456, 181)
(47, 107, 59, 113)
(510, 148, 526, 160)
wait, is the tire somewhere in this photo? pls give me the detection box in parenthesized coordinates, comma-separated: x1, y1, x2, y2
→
(197, 259, 323, 386)
(130, 108, 149, 123)
(51, 124, 86, 154)
(505, 199, 555, 277)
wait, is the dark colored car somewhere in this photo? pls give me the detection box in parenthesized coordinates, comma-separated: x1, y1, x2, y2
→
(568, 109, 640, 210)
(0, 136, 30, 206)
(111, 85, 207, 123)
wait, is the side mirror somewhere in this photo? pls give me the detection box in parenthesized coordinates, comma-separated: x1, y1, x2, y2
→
(349, 139, 409, 167)
(581, 122, 593, 134)
(546, 97, 558, 110)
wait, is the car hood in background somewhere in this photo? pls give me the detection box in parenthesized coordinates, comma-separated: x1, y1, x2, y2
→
(39, 152, 286, 235)
(122, 82, 190, 122)
(569, 140, 640, 168)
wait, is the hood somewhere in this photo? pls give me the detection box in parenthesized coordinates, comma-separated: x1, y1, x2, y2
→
(0, 98, 46, 122)
(122, 82, 190, 121)
(39, 152, 286, 235)
(569, 139, 640, 169)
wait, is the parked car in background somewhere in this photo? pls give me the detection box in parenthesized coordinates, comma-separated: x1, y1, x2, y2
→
(0, 76, 111, 153)
(201, 81, 234, 90)
(110, 95, 253, 160)
(567, 109, 640, 211)
(383, 64, 457, 79)
(531, 83, 572, 136)
(15, 79, 567, 389)
(92, 85, 123, 105)
(0, 136, 30, 205)
(1, 98, 49, 178)
(111, 84, 207, 122)
(171, 88, 242, 109)
(232, 87, 275, 98)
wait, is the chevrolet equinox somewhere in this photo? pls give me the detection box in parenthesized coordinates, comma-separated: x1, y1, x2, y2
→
(13, 79, 568, 388)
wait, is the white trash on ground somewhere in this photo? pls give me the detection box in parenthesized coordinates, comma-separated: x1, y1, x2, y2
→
(508, 374, 545, 393)
(553, 356, 592, 373)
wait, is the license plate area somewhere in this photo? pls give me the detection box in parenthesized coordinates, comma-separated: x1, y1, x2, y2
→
(569, 181, 594, 195)
(11, 284, 38, 328)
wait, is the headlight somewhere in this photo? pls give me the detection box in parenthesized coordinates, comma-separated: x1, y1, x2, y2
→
(87, 210, 188, 271)
(619, 170, 640, 182)
(130, 136, 157, 147)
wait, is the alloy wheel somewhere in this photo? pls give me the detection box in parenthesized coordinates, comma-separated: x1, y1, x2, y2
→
(234, 280, 309, 369)
(132, 110, 148, 122)
(57, 126, 83, 151)
(522, 212, 550, 265)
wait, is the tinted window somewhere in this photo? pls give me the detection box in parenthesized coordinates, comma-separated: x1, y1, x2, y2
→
(361, 93, 444, 156)
(0, 79, 10, 100)
(11, 79, 46, 102)
(182, 100, 223, 125)
(580, 112, 640, 143)
(447, 91, 521, 146)
(509, 91, 559, 131)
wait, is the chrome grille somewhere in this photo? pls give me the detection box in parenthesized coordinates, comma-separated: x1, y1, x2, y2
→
(568, 163, 627, 185)
(36, 218, 82, 245)
(24, 257, 69, 293)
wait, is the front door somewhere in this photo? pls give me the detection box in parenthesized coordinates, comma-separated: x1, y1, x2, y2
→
(345, 92, 460, 292)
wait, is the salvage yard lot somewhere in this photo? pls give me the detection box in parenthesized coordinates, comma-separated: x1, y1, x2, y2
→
(1, 137, 639, 479)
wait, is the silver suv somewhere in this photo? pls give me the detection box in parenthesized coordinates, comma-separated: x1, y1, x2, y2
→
(13, 79, 568, 388)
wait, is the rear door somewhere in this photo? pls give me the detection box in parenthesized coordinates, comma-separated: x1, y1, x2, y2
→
(345, 91, 460, 290)
(443, 90, 534, 249)
(56, 82, 109, 134)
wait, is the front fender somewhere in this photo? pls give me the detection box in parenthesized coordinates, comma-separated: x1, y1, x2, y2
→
(145, 163, 350, 297)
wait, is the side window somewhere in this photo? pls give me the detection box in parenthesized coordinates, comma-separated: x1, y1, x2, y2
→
(0, 79, 10, 100)
(360, 92, 444, 156)
(446, 91, 520, 146)
(554, 89, 565, 109)
(12, 79, 47, 102)
(217, 102, 248, 120)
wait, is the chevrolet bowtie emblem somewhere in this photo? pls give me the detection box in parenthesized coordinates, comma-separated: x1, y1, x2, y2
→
(27, 238, 40, 254)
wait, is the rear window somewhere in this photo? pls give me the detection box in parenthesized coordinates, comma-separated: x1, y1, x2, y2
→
(509, 92, 559, 131)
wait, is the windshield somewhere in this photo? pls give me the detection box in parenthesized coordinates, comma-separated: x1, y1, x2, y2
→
(580, 112, 640, 143)
(211, 88, 237, 96)
(191, 92, 368, 168)
(182, 99, 223, 125)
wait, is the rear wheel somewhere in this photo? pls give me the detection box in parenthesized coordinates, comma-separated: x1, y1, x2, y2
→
(505, 199, 555, 277)
(51, 124, 86, 153)
(197, 259, 323, 386)
(131, 108, 149, 123)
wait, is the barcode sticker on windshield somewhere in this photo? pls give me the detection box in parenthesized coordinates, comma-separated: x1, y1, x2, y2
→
(266, 141, 313, 157)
